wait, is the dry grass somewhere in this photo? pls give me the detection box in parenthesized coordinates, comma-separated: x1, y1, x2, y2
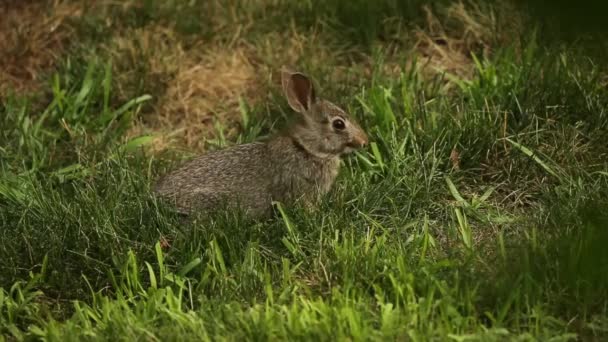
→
(305, 1, 518, 93)
(129, 43, 261, 151)
(103, 22, 264, 152)
(107, 25, 184, 102)
(406, 1, 523, 89)
(2, 0, 513, 153)
(0, 0, 82, 98)
(256, 28, 364, 89)
(412, 2, 495, 81)
(120, 25, 358, 152)
(118, 1, 506, 153)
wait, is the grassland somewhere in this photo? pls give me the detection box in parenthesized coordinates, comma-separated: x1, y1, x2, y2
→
(1, 0, 608, 340)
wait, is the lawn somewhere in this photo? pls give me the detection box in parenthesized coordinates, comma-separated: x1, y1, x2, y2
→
(1, 0, 608, 340)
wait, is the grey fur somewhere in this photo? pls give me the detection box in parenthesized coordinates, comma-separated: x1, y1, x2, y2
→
(154, 68, 368, 219)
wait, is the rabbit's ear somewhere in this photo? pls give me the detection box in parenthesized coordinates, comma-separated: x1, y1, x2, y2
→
(281, 68, 316, 113)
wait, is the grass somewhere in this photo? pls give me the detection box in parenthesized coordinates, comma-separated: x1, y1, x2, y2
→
(1, 0, 608, 340)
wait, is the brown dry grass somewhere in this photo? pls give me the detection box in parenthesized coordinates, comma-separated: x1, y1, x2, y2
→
(1, 0, 511, 154)
(413, 2, 495, 81)
(107, 25, 184, 103)
(119, 1, 508, 153)
(411, 1, 522, 86)
(0, 0, 83, 98)
(127, 42, 261, 152)
(103, 22, 264, 152)
(118, 24, 357, 152)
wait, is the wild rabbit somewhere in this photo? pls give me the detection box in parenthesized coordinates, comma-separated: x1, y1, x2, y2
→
(154, 67, 368, 218)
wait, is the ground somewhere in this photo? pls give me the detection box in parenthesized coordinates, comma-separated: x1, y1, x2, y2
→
(1, 0, 608, 340)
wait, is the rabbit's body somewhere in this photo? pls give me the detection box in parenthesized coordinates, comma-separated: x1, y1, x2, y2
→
(154, 68, 367, 219)
(155, 134, 340, 217)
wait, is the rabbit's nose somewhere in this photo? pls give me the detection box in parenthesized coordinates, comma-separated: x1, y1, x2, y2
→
(359, 138, 368, 148)
(352, 133, 369, 148)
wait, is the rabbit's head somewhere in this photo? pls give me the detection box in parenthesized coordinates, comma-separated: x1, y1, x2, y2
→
(281, 68, 368, 158)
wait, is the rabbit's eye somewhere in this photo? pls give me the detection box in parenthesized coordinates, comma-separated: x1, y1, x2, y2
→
(332, 118, 346, 130)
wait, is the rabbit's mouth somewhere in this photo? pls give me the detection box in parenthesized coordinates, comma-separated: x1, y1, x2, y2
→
(345, 137, 368, 150)
(342, 137, 368, 155)
(342, 147, 356, 155)
(346, 133, 369, 149)
(342, 144, 360, 154)
(346, 142, 361, 150)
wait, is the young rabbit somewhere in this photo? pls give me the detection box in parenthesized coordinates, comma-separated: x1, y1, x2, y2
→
(154, 67, 368, 218)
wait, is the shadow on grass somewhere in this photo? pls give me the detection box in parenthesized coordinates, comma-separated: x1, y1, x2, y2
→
(480, 199, 608, 335)
(520, 0, 608, 59)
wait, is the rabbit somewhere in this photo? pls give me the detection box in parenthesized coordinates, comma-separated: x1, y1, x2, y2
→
(154, 67, 368, 219)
